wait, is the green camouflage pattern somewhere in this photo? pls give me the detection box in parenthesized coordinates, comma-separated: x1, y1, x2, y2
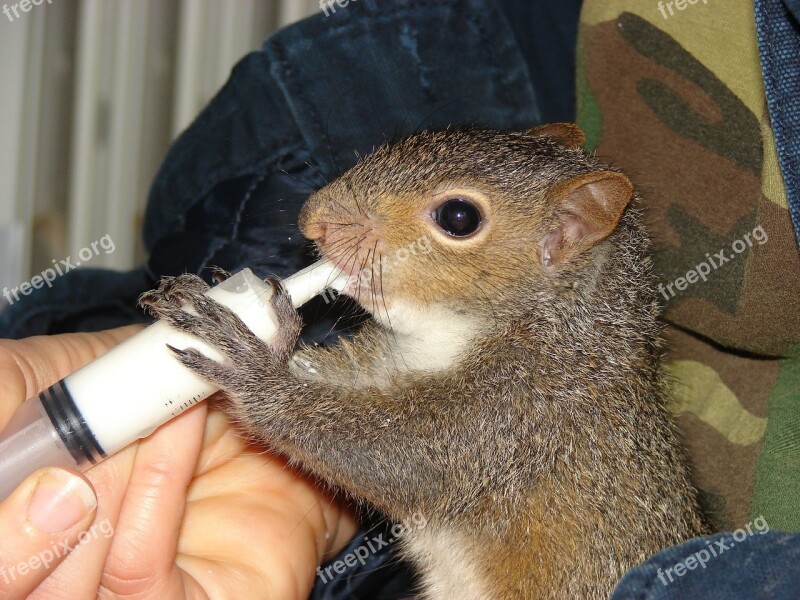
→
(577, 1, 800, 531)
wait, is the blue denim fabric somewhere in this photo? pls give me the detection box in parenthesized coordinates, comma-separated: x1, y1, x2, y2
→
(0, 268, 152, 336)
(611, 530, 800, 599)
(756, 0, 800, 243)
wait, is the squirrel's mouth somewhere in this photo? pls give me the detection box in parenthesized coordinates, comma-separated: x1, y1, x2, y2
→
(315, 241, 394, 316)
(299, 190, 385, 299)
(310, 215, 385, 289)
(324, 249, 377, 294)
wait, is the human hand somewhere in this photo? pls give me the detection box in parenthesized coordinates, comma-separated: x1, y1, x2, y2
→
(0, 327, 357, 600)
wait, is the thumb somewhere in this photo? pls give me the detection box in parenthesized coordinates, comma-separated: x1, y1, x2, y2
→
(0, 468, 97, 600)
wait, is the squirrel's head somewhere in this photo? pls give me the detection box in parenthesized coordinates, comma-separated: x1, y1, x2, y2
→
(299, 124, 634, 330)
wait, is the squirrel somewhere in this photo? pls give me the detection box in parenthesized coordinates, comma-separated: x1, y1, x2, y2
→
(140, 123, 710, 599)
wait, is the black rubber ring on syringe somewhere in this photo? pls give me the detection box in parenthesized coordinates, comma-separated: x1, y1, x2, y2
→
(39, 381, 106, 465)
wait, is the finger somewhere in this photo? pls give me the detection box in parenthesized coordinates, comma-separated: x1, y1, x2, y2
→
(26, 442, 137, 600)
(0, 468, 98, 600)
(100, 402, 208, 598)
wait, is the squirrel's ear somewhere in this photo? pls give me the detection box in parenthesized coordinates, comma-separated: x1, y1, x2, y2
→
(528, 123, 586, 149)
(537, 171, 633, 271)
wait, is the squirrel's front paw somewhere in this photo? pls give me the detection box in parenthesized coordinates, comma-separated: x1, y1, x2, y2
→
(138, 273, 302, 392)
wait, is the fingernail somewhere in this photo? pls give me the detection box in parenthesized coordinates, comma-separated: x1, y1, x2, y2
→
(27, 469, 97, 533)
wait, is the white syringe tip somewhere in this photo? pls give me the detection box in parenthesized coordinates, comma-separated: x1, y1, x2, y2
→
(283, 259, 347, 306)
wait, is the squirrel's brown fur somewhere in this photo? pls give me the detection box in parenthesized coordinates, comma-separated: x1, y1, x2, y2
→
(142, 124, 710, 599)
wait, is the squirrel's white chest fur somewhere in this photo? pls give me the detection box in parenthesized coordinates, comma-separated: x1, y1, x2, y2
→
(403, 526, 494, 600)
(373, 300, 480, 375)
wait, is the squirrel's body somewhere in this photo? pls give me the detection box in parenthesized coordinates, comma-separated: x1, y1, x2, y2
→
(142, 124, 709, 599)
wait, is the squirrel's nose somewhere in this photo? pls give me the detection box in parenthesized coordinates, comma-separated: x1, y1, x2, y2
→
(298, 199, 327, 240)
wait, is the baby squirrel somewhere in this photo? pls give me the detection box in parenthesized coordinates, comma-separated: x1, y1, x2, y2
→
(140, 123, 709, 599)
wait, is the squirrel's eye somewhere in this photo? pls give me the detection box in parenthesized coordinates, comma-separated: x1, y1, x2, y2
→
(432, 199, 482, 237)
